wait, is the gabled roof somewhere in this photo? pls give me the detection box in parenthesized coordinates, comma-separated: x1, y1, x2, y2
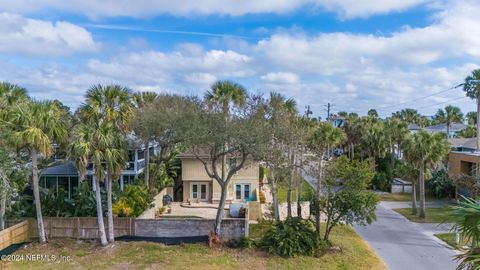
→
(40, 162, 78, 176)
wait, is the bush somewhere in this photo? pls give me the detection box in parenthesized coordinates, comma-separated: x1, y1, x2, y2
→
(372, 172, 391, 191)
(259, 190, 266, 204)
(260, 217, 319, 257)
(227, 236, 256, 249)
(428, 169, 455, 198)
(113, 184, 154, 217)
(112, 200, 134, 217)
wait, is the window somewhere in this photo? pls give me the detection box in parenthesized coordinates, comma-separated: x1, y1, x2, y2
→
(201, 184, 207, 199)
(127, 150, 135, 162)
(235, 184, 251, 201)
(138, 150, 145, 160)
(244, 185, 250, 200)
(192, 184, 198, 199)
(235, 184, 242, 200)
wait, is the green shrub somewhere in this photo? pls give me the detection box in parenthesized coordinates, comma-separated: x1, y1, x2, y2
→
(428, 169, 455, 198)
(372, 172, 391, 191)
(227, 236, 256, 249)
(260, 217, 319, 257)
(259, 190, 266, 204)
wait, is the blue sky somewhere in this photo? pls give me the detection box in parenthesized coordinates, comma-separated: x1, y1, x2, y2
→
(0, 0, 479, 118)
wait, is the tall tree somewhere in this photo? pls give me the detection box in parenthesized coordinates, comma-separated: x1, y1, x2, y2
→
(79, 85, 133, 243)
(463, 69, 480, 150)
(0, 82, 29, 229)
(9, 100, 68, 243)
(361, 121, 389, 172)
(263, 92, 297, 222)
(403, 131, 449, 218)
(308, 122, 346, 234)
(343, 113, 361, 160)
(180, 93, 268, 236)
(133, 91, 158, 189)
(466, 111, 477, 126)
(385, 118, 408, 168)
(391, 108, 422, 125)
(435, 105, 464, 138)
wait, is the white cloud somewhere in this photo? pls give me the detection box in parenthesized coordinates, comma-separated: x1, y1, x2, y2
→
(0, 13, 98, 56)
(0, 0, 429, 19)
(261, 72, 300, 84)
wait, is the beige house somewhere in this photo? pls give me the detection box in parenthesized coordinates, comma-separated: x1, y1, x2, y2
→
(179, 152, 259, 204)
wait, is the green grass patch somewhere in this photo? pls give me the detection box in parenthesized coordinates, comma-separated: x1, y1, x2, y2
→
(435, 233, 468, 250)
(380, 193, 443, 202)
(277, 180, 314, 203)
(3, 224, 385, 270)
(393, 207, 457, 223)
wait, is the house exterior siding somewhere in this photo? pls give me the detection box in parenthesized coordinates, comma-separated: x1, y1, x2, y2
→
(181, 157, 259, 203)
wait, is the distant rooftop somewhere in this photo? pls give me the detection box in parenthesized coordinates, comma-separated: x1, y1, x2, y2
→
(40, 162, 78, 176)
(425, 122, 467, 132)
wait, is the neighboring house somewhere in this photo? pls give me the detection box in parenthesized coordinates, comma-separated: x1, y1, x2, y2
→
(425, 122, 467, 138)
(449, 137, 477, 152)
(39, 136, 158, 198)
(330, 115, 345, 128)
(408, 123, 421, 134)
(179, 151, 259, 204)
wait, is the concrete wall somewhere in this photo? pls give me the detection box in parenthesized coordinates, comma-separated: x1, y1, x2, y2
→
(135, 218, 248, 240)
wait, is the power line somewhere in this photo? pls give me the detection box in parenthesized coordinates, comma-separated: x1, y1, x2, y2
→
(415, 96, 469, 111)
(376, 83, 463, 111)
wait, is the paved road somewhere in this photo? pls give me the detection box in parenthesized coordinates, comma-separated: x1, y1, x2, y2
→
(354, 202, 459, 270)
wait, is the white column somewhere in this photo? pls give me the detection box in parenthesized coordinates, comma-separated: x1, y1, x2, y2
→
(120, 175, 124, 191)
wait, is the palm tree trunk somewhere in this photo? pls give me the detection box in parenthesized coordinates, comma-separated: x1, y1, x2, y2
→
(446, 122, 450, 139)
(0, 190, 6, 231)
(214, 184, 227, 235)
(296, 165, 302, 218)
(0, 171, 7, 230)
(95, 178, 108, 246)
(271, 169, 280, 222)
(144, 140, 150, 189)
(411, 180, 417, 215)
(31, 149, 47, 243)
(419, 163, 426, 218)
(316, 159, 323, 235)
(287, 148, 294, 219)
(477, 97, 480, 151)
(106, 173, 114, 243)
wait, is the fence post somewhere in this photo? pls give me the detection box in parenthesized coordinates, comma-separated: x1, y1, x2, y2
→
(77, 218, 80, 240)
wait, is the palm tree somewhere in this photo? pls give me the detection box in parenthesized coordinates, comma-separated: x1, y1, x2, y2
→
(308, 122, 346, 234)
(392, 108, 422, 125)
(435, 105, 464, 138)
(385, 118, 408, 168)
(69, 123, 110, 246)
(81, 85, 133, 243)
(361, 121, 389, 172)
(133, 91, 158, 189)
(343, 113, 361, 160)
(403, 131, 449, 218)
(467, 111, 477, 126)
(265, 91, 297, 221)
(463, 69, 480, 150)
(451, 197, 480, 270)
(204, 80, 247, 234)
(0, 82, 29, 229)
(459, 125, 477, 138)
(9, 100, 68, 243)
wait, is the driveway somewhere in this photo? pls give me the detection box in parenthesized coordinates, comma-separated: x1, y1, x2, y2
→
(354, 202, 459, 270)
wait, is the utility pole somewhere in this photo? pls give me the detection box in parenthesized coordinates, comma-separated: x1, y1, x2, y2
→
(324, 103, 332, 123)
(305, 105, 312, 119)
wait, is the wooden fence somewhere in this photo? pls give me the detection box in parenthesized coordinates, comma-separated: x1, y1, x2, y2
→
(0, 220, 31, 251)
(6, 217, 135, 240)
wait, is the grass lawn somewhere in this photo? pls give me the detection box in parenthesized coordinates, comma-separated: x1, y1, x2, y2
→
(379, 192, 443, 202)
(393, 207, 457, 223)
(276, 180, 314, 203)
(435, 233, 470, 250)
(2, 224, 385, 270)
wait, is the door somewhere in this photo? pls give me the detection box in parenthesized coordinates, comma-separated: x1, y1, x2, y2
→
(191, 183, 209, 201)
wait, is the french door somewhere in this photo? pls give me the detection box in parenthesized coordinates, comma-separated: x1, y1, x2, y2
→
(191, 183, 208, 201)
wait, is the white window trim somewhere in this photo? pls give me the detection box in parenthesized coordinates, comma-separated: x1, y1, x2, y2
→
(190, 182, 209, 201)
(234, 183, 251, 201)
